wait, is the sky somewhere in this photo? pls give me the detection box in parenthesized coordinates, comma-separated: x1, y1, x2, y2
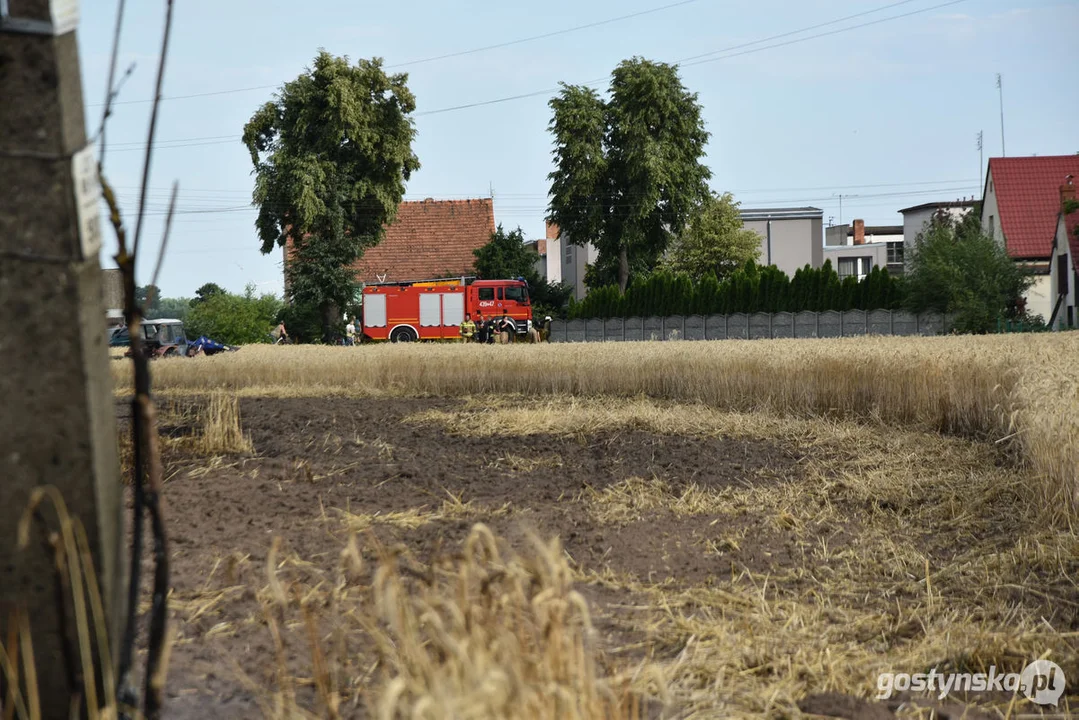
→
(77, 0, 1079, 299)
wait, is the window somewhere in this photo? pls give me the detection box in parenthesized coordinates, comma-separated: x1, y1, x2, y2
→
(565, 243, 573, 262)
(504, 286, 529, 303)
(887, 241, 904, 265)
(838, 257, 873, 280)
(987, 215, 995, 238)
(478, 288, 494, 301)
(497, 288, 503, 300)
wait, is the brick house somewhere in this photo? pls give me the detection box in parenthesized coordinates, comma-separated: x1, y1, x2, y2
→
(981, 155, 1079, 321)
(284, 197, 495, 291)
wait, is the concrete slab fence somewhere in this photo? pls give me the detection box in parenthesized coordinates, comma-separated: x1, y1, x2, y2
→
(550, 310, 950, 342)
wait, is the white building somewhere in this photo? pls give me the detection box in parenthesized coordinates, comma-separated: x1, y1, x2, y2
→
(543, 222, 599, 301)
(899, 200, 975, 249)
(739, 207, 824, 278)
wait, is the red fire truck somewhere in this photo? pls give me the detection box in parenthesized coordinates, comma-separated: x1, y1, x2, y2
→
(360, 276, 532, 342)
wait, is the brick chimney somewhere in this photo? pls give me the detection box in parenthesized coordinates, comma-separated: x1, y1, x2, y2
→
(545, 220, 561, 240)
(853, 219, 865, 245)
(1062, 175, 1076, 208)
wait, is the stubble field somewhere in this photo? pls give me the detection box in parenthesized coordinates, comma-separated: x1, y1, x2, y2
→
(113, 336, 1079, 719)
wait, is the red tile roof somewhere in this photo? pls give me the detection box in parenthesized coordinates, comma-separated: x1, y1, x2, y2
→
(284, 199, 495, 287)
(351, 198, 494, 283)
(988, 156, 1079, 259)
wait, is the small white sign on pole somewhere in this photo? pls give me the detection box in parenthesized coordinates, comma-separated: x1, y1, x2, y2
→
(71, 144, 102, 260)
(0, 0, 79, 35)
(49, 0, 79, 35)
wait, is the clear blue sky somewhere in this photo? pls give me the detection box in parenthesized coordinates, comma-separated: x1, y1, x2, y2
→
(77, 0, 1079, 298)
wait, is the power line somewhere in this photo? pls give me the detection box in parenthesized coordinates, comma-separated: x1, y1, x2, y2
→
(415, 0, 970, 116)
(108, 139, 237, 152)
(389, 0, 699, 68)
(109, 134, 236, 147)
(678, 0, 966, 69)
(675, 0, 921, 65)
(89, 0, 700, 108)
(128, 184, 979, 218)
(114, 177, 982, 198)
(91, 0, 966, 120)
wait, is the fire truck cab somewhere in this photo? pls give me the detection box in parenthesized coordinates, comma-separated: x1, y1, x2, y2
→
(361, 277, 531, 343)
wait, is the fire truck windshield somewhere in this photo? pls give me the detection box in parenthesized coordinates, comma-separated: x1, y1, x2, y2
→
(504, 285, 529, 303)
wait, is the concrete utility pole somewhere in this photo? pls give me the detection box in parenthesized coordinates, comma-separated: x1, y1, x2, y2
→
(0, 0, 124, 716)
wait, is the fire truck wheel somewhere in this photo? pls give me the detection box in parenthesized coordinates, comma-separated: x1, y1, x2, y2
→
(389, 326, 418, 343)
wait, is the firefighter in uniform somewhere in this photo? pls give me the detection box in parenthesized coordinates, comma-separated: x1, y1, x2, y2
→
(482, 316, 497, 344)
(459, 313, 476, 343)
(474, 313, 486, 343)
(540, 316, 553, 342)
(497, 311, 513, 344)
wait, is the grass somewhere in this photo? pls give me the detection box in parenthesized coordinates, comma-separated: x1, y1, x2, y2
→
(113, 335, 1079, 523)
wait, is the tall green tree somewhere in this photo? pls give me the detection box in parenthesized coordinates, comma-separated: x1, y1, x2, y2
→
(242, 51, 420, 340)
(548, 58, 710, 293)
(662, 192, 762, 282)
(904, 213, 1032, 333)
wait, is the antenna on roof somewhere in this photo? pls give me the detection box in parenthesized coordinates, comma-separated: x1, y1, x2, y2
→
(976, 130, 984, 188)
(996, 74, 1006, 157)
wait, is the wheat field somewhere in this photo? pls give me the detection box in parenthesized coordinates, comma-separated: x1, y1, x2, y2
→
(99, 334, 1079, 717)
(116, 334, 1079, 524)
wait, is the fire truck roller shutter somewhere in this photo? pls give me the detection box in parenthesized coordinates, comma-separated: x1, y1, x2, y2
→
(419, 293, 441, 327)
(442, 292, 464, 326)
(364, 293, 387, 327)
